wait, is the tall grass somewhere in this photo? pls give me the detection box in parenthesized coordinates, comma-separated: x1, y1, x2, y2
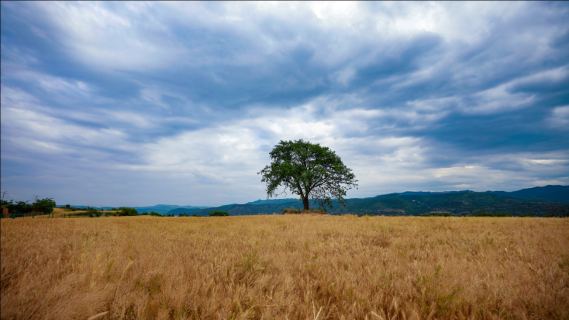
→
(2, 215, 568, 319)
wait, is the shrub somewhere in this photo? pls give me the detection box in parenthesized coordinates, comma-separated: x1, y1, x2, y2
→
(31, 198, 56, 214)
(150, 211, 162, 217)
(209, 210, 229, 217)
(87, 207, 101, 217)
(9, 201, 32, 214)
(118, 207, 138, 216)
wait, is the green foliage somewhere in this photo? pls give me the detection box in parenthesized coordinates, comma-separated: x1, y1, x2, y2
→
(1, 197, 55, 215)
(209, 210, 229, 217)
(32, 198, 56, 214)
(545, 204, 568, 217)
(150, 211, 162, 217)
(178, 213, 197, 217)
(6, 201, 32, 213)
(258, 139, 358, 211)
(1, 193, 55, 215)
(118, 207, 138, 216)
(87, 207, 101, 217)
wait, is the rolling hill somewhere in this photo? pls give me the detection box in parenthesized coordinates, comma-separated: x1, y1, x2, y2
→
(185, 191, 565, 217)
(485, 185, 569, 204)
(61, 185, 566, 216)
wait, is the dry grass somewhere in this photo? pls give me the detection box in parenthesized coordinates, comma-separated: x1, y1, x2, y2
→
(2, 215, 568, 319)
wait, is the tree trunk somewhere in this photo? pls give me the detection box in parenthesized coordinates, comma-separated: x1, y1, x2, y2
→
(302, 197, 309, 211)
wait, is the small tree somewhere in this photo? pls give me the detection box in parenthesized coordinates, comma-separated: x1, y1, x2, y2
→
(118, 207, 138, 216)
(11, 201, 32, 213)
(258, 139, 358, 211)
(32, 198, 56, 214)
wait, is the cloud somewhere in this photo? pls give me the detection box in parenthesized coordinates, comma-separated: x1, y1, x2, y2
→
(547, 105, 569, 130)
(1, 1, 568, 205)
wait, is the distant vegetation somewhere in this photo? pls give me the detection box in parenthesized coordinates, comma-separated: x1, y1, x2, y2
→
(1, 197, 56, 215)
(187, 190, 569, 217)
(2, 185, 567, 218)
(118, 207, 138, 216)
(165, 207, 203, 215)
(208, 210, 229, 217)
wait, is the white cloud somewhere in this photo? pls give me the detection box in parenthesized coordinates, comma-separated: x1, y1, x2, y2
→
(35, 2, 186, 72)
(2, 1, 568, 205)
(547, 105, 569, 129)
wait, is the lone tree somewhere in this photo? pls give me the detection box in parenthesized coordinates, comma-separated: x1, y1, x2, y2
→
(258, 139, 358, 211)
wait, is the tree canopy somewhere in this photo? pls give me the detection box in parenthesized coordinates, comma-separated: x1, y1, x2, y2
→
(1, 196, 56, 214)
(258, 139, 358, 211)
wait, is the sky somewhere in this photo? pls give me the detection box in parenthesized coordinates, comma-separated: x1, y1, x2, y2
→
(1, 2, 569, 207)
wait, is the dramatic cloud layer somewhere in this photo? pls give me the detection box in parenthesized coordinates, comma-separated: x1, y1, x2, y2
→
(2, 2, 568, 206)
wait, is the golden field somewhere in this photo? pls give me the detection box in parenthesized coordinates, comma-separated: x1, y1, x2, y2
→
(1, 215, 568, 320)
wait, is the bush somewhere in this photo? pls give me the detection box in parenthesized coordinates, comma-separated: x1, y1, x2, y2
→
(31, 198, 56, 214)
(150, 211, 162, 217)
(209, 210, 229, 217)
(87, 207, 101, 217)
(118, 207, 138, 216)
(8, 201, 32, 214)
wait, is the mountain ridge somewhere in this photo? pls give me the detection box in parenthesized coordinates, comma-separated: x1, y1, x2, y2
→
(184, 186, 568, 217)
(59, 185, 567, 215)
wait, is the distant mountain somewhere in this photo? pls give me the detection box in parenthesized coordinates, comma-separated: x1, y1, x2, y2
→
(166, 207, 204, 215)
(246, 198, 299, 205)
(391, 190, 474, 196)
(58, 185, 566, 217)
(134, 205, 209, 215)
(332, 192, 555, 216)
(186, 191, 562, 217)
(58, 204, 209, 215)
(485, 185, 569, 204)
(188, 201, 305, 216)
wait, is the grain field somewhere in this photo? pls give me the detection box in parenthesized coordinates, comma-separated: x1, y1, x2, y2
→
(1, 215, 568, 319)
